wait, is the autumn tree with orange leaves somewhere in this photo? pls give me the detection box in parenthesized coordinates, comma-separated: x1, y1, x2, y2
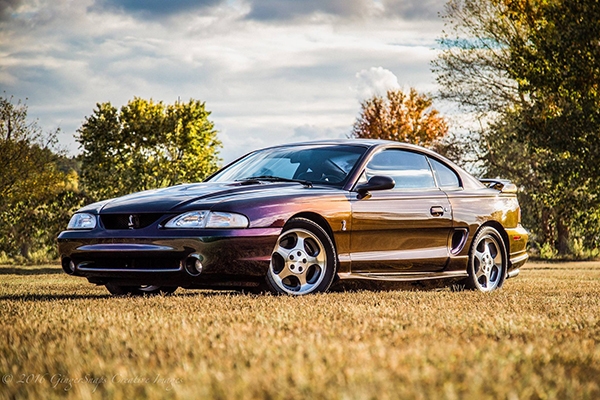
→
(351, 88, 448, 148)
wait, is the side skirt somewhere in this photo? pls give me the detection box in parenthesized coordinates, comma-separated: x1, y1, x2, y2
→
(338, 270, 468, 282)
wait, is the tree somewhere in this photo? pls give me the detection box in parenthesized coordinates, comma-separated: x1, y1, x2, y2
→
(433, 0, 523, 116)
(351, 88, 449, 148)
(77, 97, 222, 201)
(508, 0, 600, 255)
(433, 0, 600, 257)
(0, 96, 56, 202)
(0, 95, 84, 260)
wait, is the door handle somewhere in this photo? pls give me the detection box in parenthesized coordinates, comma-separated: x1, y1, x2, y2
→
(430, 206, 445, 217)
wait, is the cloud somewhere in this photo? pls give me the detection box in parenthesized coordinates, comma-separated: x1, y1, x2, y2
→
(0, 0, 22, 21)
(243, 0, 444, 22)
(0, 0, 446, 163)
(293, 124, 345, 141)
(93, 0, 225, 18)
(354, 67, 400, 100)
(382, 0, 444, 20)
(244, 0, 371, 21)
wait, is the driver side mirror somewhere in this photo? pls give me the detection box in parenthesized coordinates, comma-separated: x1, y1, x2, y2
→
(355, 175, 395, 198)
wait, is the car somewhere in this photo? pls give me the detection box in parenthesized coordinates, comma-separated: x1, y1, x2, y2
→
(57, 139, 528, 296)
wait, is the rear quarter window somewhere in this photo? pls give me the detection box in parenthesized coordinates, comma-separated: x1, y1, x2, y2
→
(429, 158, 461, 189)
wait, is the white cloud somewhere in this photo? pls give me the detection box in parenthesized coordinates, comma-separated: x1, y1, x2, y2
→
(354, 66, 400, 100)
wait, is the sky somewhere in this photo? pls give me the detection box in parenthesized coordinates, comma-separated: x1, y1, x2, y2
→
(0, 0, 447, 164)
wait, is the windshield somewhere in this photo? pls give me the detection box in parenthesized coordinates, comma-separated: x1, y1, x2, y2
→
(208, 144, 367, 187)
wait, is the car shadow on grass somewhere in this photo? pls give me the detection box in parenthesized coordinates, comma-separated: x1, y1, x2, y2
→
(0, 266, 62, 275)
(0, 286, 455, 301)
(330, 278, 461, 293)
(0, 290, 265, 302)
(0, 293, 113, 301)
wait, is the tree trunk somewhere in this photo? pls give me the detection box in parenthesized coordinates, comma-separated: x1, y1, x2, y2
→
(541, 207, 553, 246)
(20, 241, 30, 260)
(556, 216, 569, 256)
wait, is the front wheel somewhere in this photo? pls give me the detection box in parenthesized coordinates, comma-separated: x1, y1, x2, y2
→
(266, 218, 337, 295)
(105, 283, 178, 296)
(466, 226, 507, 292)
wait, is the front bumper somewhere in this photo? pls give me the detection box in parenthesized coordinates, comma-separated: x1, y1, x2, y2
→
(57, 228, 280, 287)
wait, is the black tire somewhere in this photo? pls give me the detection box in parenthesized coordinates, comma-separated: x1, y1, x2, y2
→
(465, 226, 507, 292)
(105, 283, 177, 296)
(266, 218, 337, 295)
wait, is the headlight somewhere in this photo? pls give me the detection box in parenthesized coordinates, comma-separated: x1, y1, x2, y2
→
(164, 211, 249, 229)
(206, 212, 249, 228)
(67, 213, 97, 230)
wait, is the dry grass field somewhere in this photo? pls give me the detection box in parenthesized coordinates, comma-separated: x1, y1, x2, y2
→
(1, 262, 599, 400)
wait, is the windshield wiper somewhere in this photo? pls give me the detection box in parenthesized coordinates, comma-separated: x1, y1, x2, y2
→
(237, 175, 313, 188)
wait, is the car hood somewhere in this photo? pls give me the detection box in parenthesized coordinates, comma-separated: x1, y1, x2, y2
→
(79, 181, 324, 214)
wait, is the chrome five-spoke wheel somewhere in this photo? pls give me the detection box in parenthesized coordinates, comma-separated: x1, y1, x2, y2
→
(466, 226, 507, 292)
(266, 218, 337, 295)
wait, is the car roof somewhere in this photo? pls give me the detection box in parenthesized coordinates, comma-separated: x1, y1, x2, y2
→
(228, 138, 485, 190)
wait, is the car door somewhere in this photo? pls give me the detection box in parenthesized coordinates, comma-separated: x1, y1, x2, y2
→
(350, 148, 453, 273)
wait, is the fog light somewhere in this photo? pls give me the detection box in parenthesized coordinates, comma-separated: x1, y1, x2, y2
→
(184, 254, 203, 276)
(61, 257, 76, 275)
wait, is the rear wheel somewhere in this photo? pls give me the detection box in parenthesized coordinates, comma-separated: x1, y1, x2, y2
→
(466, 226, 507, 292)
(266, 218, 337, 295)
(105, 283, 177, 296)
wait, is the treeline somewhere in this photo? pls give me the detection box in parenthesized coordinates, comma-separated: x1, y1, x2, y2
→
(0, 96, 84, 263)
(0, 96, 221, 263)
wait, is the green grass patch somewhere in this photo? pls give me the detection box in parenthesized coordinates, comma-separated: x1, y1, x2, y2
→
(1, 262, 599, 399)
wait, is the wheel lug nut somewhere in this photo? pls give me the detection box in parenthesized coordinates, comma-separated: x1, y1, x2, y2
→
(291, 265, 295, 270)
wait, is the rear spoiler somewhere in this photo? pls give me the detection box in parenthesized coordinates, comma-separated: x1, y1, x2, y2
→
(479, 178, 518, 194)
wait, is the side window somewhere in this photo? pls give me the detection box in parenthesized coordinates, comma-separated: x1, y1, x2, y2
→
(366, 149, 436, 190)
(429, 158, 461, 189)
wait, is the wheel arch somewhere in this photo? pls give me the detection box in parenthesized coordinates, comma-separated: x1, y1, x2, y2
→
(478, 220, 510, 255)
(287, 212, 337, 252)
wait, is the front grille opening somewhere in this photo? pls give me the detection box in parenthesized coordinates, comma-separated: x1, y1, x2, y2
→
(101, 213, 164, 230)
(77, 257, 181, 271)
